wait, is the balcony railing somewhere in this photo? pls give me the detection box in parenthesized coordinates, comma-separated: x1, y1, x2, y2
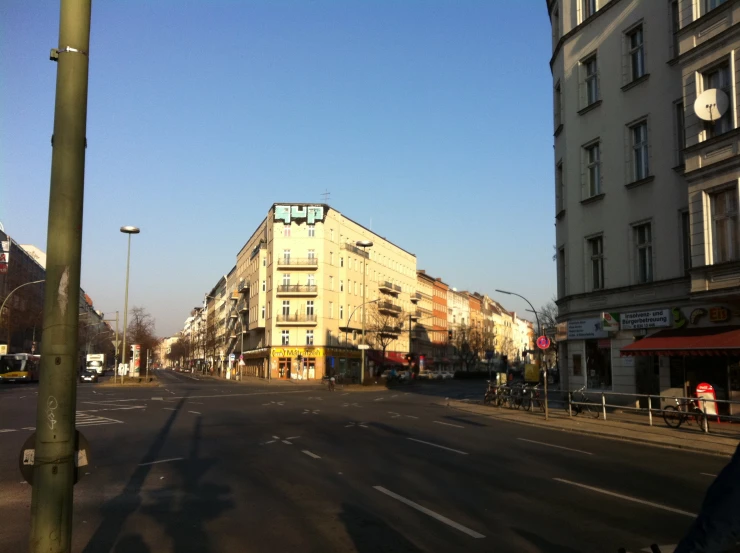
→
(277, 257, 319, 267)
(341, 243, 370, 258)
(238, 281, 250, 293)
(276, 284, 318, 294)
(411, 291, 422, 303)
(276, 314, 318, 324)
(378, 326, 402, 336)
(378, 301, 402, 314)
(378, 281, 402, 295)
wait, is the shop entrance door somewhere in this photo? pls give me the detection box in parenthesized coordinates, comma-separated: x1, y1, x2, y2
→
(278, 357, 291, 379)
(635, 355, 659, 407)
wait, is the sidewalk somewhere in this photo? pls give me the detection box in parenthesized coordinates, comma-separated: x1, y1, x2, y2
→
(439, 399, 739, 457)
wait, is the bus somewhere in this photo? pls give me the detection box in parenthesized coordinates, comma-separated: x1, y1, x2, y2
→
(0, 354, 41, 383)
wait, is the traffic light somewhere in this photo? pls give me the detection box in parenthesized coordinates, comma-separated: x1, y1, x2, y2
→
(447, 329, 453, 341)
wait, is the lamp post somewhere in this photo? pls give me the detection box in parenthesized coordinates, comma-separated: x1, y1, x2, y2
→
(496, 289, 548, 421)
(356, 240, 373, 384)
(345, 299, 380, 345)
(0, 279, 45, 352)
(120, 226, 140, 380)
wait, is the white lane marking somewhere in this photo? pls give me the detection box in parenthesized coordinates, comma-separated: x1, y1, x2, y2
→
(77, 420, 123, 427)
(700, 472, 718, 478)
(407, 438, 468, 455)
(373, 486, 485, 539)
(19, 396, 26, 399)
(345, 424, 354, 428)
(163, 408, 176, 411)
(0, 429, 17, 433)
(553, 478, 697, 517)
(641, 547, 677, 553)
(341, 393, 349, 396)
(23, 427, 35, 430)
(189, 402, 203, 404)
(517, 438, 593, 456)
(374, 397, 384, 401)
(152, 397, 163, 401)
(139, 457, 184, 466)
(359, 424, 369, 428)
(391, 395, 398, 398)
(433, 421, 465, 429)
(272, 435, 280, 439)
(263, 440, 276, 444)
(286, 436, 300, 440)
(188, 411, 201, 415)
(406, 415, 419, 419)
(302, 450, 321, 459)
(282, 440, 292, 445)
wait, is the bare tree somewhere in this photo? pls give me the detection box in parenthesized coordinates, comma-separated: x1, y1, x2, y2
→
(538, 298, 559, 365)
(365, 303, 405, 372)
(166, 340, 188, 366)
(126, 306, 160, 370)
(454, 323, 484, 371)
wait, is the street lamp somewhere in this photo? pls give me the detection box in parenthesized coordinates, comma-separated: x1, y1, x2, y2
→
(120, 226, 140, 381)
(345, 299, 380, 345)
(496, 289, 548, 420)
(0, 279, 45, 352)
(356, 240, 373, 384)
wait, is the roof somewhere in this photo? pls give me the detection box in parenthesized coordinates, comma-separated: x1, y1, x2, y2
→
(620, 326, 740, 357)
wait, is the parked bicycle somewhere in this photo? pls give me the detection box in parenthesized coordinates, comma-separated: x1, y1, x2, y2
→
(662, 396, 706, 430)
(566, 385, 600, 418)
(522, 384, 546, 413)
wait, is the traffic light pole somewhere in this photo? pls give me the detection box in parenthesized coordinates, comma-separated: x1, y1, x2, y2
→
(29, 1, 92, 551)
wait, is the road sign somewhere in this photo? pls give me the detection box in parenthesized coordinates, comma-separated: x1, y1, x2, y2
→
(229, 353, 236, 361)
(20, 430, 90, 485)
(536, 336, 551, 350)
(357, 344, 370, 350)
(112, 340, 121, 350)
(0, 263, 7, 274)
(0, 345, 7, 355)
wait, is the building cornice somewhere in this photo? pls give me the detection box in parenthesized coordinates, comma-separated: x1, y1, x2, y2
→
(670, 16, 740, 67)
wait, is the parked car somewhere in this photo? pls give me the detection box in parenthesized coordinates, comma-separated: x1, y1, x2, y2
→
(79, 371, 99, 383)
(439, 370, 454, 380)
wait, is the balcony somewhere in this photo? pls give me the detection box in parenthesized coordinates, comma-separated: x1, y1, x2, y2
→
(277, 257, 319, 269)
(276, 314, 318, 326)
(378, 281, 402, 296)
(378, 325, 402, 337)
(410, 310, 422, 321)
(239, 303, 248, 313)
(410, 292, 422, 304)
(341, 243, 370, 258)
(238, 281, 250, 294)
(230, 312, 237, 319)
(276, 284, 318, 296)
(378, 301, 402, 316)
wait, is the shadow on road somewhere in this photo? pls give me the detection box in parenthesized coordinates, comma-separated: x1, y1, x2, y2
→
(113, 533, 151, 553)
(512, 527, 583, 553)
(339, 502, 422, 553)
(82, 394, 189, 553)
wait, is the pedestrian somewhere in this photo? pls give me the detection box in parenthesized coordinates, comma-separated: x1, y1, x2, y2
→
(674, 442, 740, 552)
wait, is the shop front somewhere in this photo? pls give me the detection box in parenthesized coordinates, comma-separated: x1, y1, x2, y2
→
(240, 346, 363, 381)
(564, 317, 613, 391)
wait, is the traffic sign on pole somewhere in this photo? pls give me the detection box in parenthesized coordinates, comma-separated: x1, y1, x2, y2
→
(536, 336, 551, 350)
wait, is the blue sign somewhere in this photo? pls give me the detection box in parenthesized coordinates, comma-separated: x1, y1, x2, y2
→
(485, 350, 494, 360)
(329, 357, 334, 368)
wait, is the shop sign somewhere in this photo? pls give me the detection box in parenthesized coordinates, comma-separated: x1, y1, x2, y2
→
(620, 309, 671, 330)
(272, 347, 324, 358)
(601, 312, 620, 332)
(696, 382, 718, 417)
(555, 322, 567, 342)
(567, 318, 608, 339)
(709, 307, 731, 323)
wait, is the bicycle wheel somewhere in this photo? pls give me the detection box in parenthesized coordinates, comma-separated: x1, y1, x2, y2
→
(537, 395, 546, 412)
(662, 405, 682, 428)
(584, 400, 601, 419)
(483, 392, 493, 406)
(690, 408, 706, 430)
(521, 394, 532, 411)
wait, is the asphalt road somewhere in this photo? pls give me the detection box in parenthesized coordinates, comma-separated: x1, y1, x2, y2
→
(0, 371, 733, 553)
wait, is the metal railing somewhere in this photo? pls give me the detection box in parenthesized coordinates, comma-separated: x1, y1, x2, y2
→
(341, 243, 370, 258)
(378, 301, 402, 313)
(277, 257, 319, 266)
(276, 314, 317, 323)
(276, 284, 318, 293)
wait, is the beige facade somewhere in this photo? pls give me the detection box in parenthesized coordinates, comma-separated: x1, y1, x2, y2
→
(549, 0, 740, 397)
(230, 204, 417, 380)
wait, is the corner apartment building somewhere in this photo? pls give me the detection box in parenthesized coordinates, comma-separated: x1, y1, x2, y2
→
(549, 0, 740, 406)
(230, 204, 417, 380)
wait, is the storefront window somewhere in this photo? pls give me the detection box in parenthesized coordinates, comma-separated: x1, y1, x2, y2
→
(585, 339, 612, 389)
(573, 354, 583, 376)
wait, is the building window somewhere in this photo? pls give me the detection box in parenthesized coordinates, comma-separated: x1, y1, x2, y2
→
(261, 305, 265, 319)
(583, 0, 596, 20)
(329, 302, 334, 318)
(281, 330, 290, 346)
(329, 276, 334, 290)
(283, 225, 291, 237)
(330, 229, 334, 241)
(634, 223, 653, 283)
(588, 236, 604, 291)
(675, 101, 685, 165)
(584, 54, 599, 106)
(308, 249, 315, 260)
(282, 273, 290, 286)
(308, 224, 315, 237)
(307, 274, 315, 286)
(330, 252, 334, 265)
(681, 211, 691, 274)
(282, 301, 290, 316)
(631, 121, 649, 181)
(703, 63, 733, 138)
(282, 249, 291, 262)
(585, 339, 612, 390)
(262, 258, 266, 267)
(711, 187, 739, 263)
(671, 0, 680, 56)
(584, 142, 601, 197)
(706, 0, 728, 14)
(339, 305, 344, 319)
(556, 161, 564, 213)
(557, 247, 566, 298)
(340, 257, 344, 267)
(306, 301, 314, 316)
(554, 82, 562, 130)
(340, 280, 344, 292)
(306, 330, 314, 346)
(627, 26, 645, 82)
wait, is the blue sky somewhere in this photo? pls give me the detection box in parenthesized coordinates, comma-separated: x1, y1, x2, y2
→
(1, 0, 555, 336)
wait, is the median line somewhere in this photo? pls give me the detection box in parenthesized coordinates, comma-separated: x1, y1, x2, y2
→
(517, 438, 593, 456)
(302, 450, 321, 459)
(139, 457, 184, 466)
(373, 486, 485, 538)
(553, 478, 696, 517)
(433, 421, 465, 429)
(407, 438, 468, 455)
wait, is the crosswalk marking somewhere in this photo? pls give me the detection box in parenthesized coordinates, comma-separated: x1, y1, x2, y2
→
(76, 412, 122, 427)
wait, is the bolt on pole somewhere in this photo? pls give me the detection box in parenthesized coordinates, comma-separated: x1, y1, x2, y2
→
(29, 1, 92, 551)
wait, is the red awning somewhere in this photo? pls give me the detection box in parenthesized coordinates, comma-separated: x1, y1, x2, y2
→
(620, 326, 740, 357)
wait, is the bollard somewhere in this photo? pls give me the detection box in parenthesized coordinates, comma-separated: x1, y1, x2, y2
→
(647, 395, 653, 426)
(568, 392, 572, 417)
(602, 392, 607, 420)
(702, 399, 709, 434)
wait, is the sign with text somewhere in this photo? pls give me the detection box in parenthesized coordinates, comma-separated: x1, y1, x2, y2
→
(601, 312, 620, 332)
(567, 318, 608, 340)
(620, 309, 671, 330)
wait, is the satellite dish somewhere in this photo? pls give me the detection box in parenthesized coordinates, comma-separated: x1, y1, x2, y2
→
(694, 88, 729, 122)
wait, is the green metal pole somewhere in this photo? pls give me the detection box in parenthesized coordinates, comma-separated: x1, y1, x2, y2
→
(29, 1, 92, 551)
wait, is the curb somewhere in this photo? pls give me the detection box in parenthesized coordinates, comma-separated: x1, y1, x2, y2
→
(437, 401, 734, 458)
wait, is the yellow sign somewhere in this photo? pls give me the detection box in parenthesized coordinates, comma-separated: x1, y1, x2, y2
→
(272, 347, 325, 358)
(0, 345, 7, 355)
(524, 364, 539, 383)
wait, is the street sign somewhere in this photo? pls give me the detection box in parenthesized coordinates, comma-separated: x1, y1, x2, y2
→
(229, 353, 236, 361)
(0, 264, 7, 274)
(20, 430, 90, 485)
(0, 345, 6, 355)
(112, 340, 121, 350)
(357, 344, 370, 350)
(536, 336, 551, 350)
